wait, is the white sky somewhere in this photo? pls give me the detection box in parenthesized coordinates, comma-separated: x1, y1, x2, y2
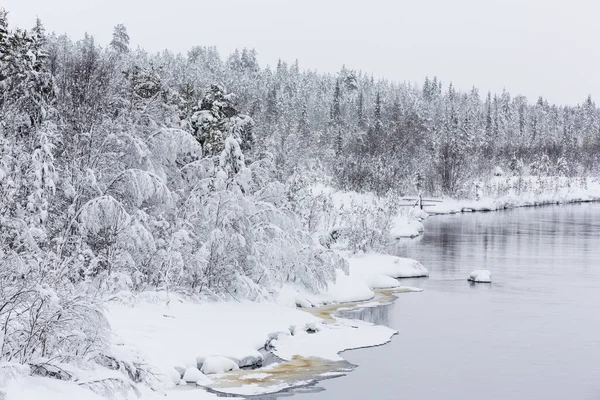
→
(4, 0, 599, 105)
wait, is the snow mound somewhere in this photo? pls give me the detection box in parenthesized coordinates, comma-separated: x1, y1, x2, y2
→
(412, 208, 430, 220)
(468, 270, 492, 283)
(183, 367, 212, 384)
(324, 269, 375, 303)
(350, 253, 429, 279)
(391, 257, 429, 278)
(362, 274, 402, 289)
(200, 356, 239, 375)
(390, 217, 424, 238)
(275, 285, 315, 308)
(169, 367, 182, 384)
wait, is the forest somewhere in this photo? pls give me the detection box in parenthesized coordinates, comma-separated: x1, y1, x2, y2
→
(1, 10, 599, 372)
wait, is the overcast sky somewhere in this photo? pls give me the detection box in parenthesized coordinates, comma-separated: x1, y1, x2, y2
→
(4, 0, 599, 105)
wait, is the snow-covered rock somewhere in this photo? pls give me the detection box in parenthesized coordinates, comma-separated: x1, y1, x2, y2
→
(229, 351, 263, 369)
(182, 367, 212, 384)
(468, 270, 492, 283)
(200, 356, 239, 375)
(173, 365, 186, 378)
(169, 368, 182, 384)
(195, 356, 206, 371)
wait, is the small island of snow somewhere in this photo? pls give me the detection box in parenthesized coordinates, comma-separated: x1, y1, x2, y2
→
(468, 270, 492, 283)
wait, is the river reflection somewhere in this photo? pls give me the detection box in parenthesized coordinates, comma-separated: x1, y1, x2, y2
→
(286, 203, 600, 400)
(335, 303, 394, 327)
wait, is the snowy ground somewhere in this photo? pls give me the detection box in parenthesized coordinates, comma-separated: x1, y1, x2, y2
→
(104, 282, 407, 397)
(1, 251, 428, 400)
(106, 293, 398, 397)
(2, 374, 109, 400)
(102, 252, 428, 398)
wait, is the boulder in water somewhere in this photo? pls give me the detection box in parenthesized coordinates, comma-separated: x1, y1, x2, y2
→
(468, 270, 491, 283)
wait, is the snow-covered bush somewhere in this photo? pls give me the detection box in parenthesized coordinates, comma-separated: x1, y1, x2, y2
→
(339, 195, 397, 252)
(0, 14, 346, 377)
(0, 258, 109, 363)
(308, 189, 399, 253)
(509, 156, 524, 177)
(530, 154, 552, 177)
(555, 157, 570, 176)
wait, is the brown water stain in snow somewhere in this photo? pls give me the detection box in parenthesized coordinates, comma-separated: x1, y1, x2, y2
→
(206, 355, 352, 392)
(203, 286, 416, 395)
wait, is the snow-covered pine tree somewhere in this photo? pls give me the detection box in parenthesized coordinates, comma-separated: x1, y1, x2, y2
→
(191, 84, 254, 156)
(110, 23, 130, 54)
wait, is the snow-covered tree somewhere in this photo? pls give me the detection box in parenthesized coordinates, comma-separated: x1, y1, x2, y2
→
(110, 23, 129, 54)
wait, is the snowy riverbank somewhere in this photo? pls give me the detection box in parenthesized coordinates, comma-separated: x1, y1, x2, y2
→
(426, 176, 600, 214)
(104, 253, 427, 398)
(1, 253, 428, 400)
(10, 176, 597, 400)
(107, 292, 395, 397)
(311, 184, 428, 240)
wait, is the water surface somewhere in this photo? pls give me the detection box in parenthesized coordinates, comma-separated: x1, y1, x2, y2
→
(294, 203, 600, 400)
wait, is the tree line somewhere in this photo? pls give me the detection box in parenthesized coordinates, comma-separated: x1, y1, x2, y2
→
(1, 12, 599, 365)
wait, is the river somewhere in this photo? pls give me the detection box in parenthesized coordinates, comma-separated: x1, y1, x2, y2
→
(290, 203, 600, 399)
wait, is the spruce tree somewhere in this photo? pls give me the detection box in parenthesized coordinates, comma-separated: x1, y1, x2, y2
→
(110, 24, 130, 54)
(357, 90, 366, 129)
(423, 76, 431, 100)
(374, 91, 383, 135)
(331, 80, 343, 156)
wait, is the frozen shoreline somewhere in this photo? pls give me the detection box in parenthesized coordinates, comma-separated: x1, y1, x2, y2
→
(102, 253, 428, 398)
(7, 178, 598, 400)
(1, 254, 427, 400)
(423, 177, 600, 215)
